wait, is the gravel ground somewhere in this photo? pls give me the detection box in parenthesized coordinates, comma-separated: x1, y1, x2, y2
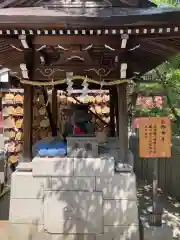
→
(137, 181, 180, 239)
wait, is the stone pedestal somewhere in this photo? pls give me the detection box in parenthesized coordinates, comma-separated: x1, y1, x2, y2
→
(67, 137, 98, 158)
(9, 153, 139, 240)
(143, 224, 173, 240)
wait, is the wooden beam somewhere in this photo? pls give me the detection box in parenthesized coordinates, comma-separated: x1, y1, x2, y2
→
(145, 40, 178, 54)
(0, 51, 23, 67)
(139, 44, 170, 57)
(133, 34, 180, 40)
(33, 36, 122, 46)
(52, 88, 57, 136)
(23, 84, 33, 162)
(0, 37, 21, 46)
(129, 51, 165, 74)
(23, 48, 34, 162)
(33, 64, 121, 81)
(109, 88, 115, 137)
(114, 88, 119, 137)
(117, 83, 128, 163)
(150, 39, 180, 52)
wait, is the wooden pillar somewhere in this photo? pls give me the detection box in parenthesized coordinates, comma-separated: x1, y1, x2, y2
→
(22, 42, 35, 162)
(117, 83, 128, 163)
(23, 85, 33, 162)
(109, 88, 115, 137)
(114, 88, 119, 137)
(52, 89, 57, 136)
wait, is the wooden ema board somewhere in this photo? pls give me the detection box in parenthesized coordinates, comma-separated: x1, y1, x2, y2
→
(139, 117, 171, 158)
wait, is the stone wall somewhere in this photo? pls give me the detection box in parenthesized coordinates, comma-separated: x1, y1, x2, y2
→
(9, 154, 139, 240)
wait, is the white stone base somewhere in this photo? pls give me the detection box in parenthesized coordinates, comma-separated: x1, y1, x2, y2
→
(9, 223, 97, 240)
(9, 224, 139, 240)
(144, 225, 173, 240)
(9, 224, 49, 240)
(9, 151, 139, 240)
(96, 225, 139, 240)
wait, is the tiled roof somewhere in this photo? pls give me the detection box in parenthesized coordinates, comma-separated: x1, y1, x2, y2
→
(0, 1, 179, 81)
(0, 0, 150, 8)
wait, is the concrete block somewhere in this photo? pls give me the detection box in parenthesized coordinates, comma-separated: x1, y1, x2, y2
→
(67, 137, 98, 158)
(0, 135, 5, 148)
(9, 199, 43, 224)
(44, 177, 52, 190)
(44, 191, 103, 234)
(51, 177, 95, 191)
(32, 157, 73, 177)
(0, 172, 4, 183)
(96, 173, 137, 200)
(0, 221, 9, 240)
(51, 234, 95, 240)
(143, 225, 173, 240)
(68, 148, 97, 158)
(96, 225, 139, 240)
(103, 199, 139, 226)
(105, 137, 119, 149)
(74, 156, 114, 177)
(9, 224, 51, 240)
(128, 151, 134, 168)
(16, 162, 33, 171)
(114, 163, 133, 173)
(10, 171, 51, 199)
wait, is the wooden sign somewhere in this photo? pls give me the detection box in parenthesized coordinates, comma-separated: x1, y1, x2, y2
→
(139, 117, 171, 158)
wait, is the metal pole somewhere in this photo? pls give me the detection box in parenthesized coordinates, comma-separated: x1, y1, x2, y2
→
(149, 158, 162, 226)
(153, 158, 158, 214)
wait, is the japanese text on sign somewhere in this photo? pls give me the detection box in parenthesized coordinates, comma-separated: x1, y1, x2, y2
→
(139, 117, 171, 158)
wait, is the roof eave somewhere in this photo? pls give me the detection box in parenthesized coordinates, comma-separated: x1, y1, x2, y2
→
(0, 7, 178, 27)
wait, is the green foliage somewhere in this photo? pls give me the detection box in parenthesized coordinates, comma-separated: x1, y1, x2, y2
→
(134, 107, 170, 117)
(134, 104, 180, 135)
(152, 0, 179, 7)
(136, 83, 163, 95)
(134, 55, 180, 135)
(133, 0, 180, 135)
(166, 69, 180, 105)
